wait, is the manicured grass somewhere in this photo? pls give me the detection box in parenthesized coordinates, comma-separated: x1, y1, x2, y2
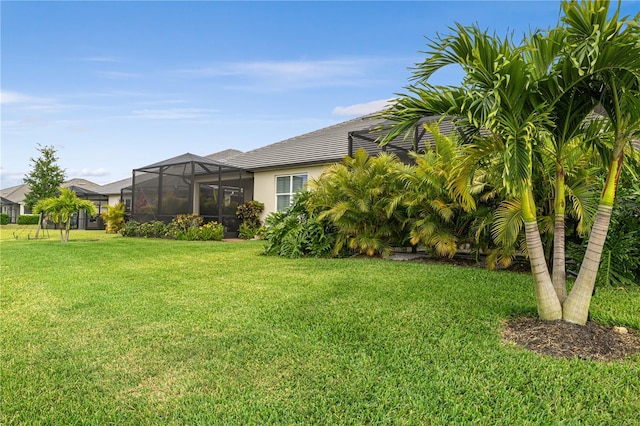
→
(1, 233, 639, 424)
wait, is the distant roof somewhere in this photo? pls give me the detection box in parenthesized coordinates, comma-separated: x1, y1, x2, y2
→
(0, 196, 19, 205)
(67, 185, 108, 200)
(0, 179, 103, 204)
(64, 178, 101, 191)
(223, 112, 456, 171)
(99, 177, 132, 195)
(135, 152, 245, 172)
(205, 149, 243, 162)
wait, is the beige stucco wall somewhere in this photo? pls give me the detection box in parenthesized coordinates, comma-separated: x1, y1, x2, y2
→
(253, 164, 328, 220)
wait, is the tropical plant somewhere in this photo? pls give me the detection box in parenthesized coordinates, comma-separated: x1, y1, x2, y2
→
(310, 149, 410, 257)
(198, 221, 225, 241)
(560, 1, 640, 323)
(397, 122, 492, 258)
(381, 0, 640, 324)
(101, 202, 127, 233)
(236, 201, 265, 228)
(33, 188, 97, 242)
(264, 190, 339, 258)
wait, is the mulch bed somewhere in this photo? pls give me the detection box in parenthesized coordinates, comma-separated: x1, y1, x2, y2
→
(503, 317, 640, 361)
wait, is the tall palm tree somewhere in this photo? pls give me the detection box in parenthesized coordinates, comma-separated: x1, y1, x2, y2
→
(559, 0, 640, 323)
(34, 188, 97, 242)
(381, 0, 640, 324)
(381, 23, 563, 319)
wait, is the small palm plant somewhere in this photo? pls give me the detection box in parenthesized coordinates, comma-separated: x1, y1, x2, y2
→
(34, 187, 97, 242)
(101, 202, 127, 234)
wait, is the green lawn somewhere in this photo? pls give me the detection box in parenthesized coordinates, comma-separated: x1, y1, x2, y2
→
(1, 230, 639, 425)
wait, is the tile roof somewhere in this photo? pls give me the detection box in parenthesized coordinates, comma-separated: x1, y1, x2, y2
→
(223, 112, 456, 171)
(222, 114, 383, 171)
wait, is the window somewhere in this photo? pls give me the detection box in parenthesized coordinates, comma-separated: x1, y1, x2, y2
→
(276, 174, 307, 211)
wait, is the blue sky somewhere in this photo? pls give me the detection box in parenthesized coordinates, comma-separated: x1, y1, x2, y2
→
(2, 1, 639, 189)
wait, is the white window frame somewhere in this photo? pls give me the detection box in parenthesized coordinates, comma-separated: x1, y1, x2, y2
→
(275, 173, 308, 211)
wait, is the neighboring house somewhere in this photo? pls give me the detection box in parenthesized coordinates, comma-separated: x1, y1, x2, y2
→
(0, 178, 109, 228)
(0, 197, 20, 223)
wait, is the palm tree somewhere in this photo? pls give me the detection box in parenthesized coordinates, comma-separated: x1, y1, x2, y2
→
(556, 1, 640, 323)
(381, 0, 640, 323)
(382, 23, 563, 319)
(34, 188, 97, 242)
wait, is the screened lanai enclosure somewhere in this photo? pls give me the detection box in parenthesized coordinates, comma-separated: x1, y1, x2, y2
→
(131, 153, 253, 237)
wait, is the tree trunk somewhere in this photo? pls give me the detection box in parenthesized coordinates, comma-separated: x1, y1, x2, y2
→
(563, 154, 621, 324)
(562, 204, 613, 323)
(64, 220, 71, 243)
(522, 186, 562, 320)
(552, 164, 567, 302)
(34, 211, 44, 239)
(525, 220, 563, 320)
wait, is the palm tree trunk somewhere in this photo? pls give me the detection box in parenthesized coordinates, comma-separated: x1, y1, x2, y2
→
(522, 187, 562, 320)
(35, 212, 43, 239)
(563, 154, 621, 324)
(552, 164, 567, 302)
(64, 220, 71, 243)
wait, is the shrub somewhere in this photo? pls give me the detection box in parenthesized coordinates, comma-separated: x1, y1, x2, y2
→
(236, 201, 265, 239)
(199, 221, 224, 241)
(264, 191, 340, 258)
(168, 214, 202, 239)
(17, 215, 39, 225)
(238, 222, 260, 239)
(0, 213, 9, 225)
(120, 220, 139, 237)
(101, 202, 127, 233)
(120, 216, 223, 241)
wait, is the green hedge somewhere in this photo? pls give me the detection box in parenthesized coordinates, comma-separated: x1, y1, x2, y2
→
(0, 213, 9, 225)
(17, 215, 39, 225)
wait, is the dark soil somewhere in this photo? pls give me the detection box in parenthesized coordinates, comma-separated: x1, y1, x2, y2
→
(503, 317, 640, 361)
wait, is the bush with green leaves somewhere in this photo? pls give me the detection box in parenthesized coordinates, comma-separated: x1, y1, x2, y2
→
(0, 213, 9, 225)
(310, 149, 410, 257)
(198, 221, 225, 241)
(238, 221, 262, 239)
(264, 190, 340, 258)
(168, 214, 202, 240)
(121, 215, 224, 241)
(236, 200, 265, 239)
(120, 220, 168, 238)
(17, 215, 40, 225)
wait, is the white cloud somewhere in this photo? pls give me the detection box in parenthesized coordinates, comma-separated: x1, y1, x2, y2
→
(332, 99, 393, 116)
(131, 108, 216, 120)
(0, 168, 27, 189)
(98, 71, 140, 80)
(81, 56, 119, 63)
(67, 168, 110, 177)
(171, 58, 386, 91)
(0, 90, 52, 105)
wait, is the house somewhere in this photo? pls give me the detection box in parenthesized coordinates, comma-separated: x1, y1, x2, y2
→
(124, 113, 452, 236)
